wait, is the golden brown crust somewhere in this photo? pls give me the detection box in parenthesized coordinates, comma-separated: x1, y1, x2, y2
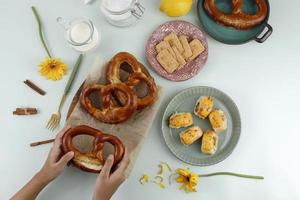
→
(126, 72, 158, 109)
(201, 130, 218, 155)
(106, 52, 142, 84)
(62, 125, 124, 173)
(180, 126, 203, 145)
(80, 83, 137, 124)
(169, 112, 193, 129)
(209, 109, 227, 133)
(194, 96, 214, 119)
(204, 0, 268, 30)
(106, 52, 158, 110)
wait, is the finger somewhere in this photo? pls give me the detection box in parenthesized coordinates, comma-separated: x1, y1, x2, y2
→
(50, 126, 71, 162)
(54, 126, 71, 146)
(99, 154, 114, 178)
(114, 147, 130, 175)
(56, 151, 74, 168)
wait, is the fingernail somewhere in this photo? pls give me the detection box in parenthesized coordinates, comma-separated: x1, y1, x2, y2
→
(69, 151, 74, 157)
(107, 154, 114, 161)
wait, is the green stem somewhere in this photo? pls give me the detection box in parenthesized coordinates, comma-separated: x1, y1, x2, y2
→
(199, 172, 264, 180)
(31, 6, 52, 58)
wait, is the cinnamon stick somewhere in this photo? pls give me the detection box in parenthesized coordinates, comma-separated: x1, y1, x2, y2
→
(30, 139, 54, 147)
(13, 108, 38, 115)
(24, 79, 46, 95)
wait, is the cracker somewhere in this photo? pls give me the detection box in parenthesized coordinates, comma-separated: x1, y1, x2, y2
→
(156, 49, 179, 73)
(164, 32, 184, 53)
(179, 35, 192, 60)
(171, 45, 186, 68)
(188, 39, 205, 61)
(155, 41, 176, 58)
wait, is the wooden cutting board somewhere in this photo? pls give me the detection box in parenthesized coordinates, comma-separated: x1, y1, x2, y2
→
(65, 56, 162, 176)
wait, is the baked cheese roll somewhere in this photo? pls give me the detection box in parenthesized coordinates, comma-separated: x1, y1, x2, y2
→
(201, 130, 218, 155)
(169, 112, 193, 129)
(209, 109, 227, 133)
(180, 126, 203, 145)
(194, 96, 214, 119)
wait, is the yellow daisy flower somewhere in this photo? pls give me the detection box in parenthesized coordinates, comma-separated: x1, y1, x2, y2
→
(176, 168, 199, 193)
(38, 57, 67, 81)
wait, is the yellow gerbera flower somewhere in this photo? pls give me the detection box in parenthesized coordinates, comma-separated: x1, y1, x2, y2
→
(38, 57, 67, 81)
(176, 168, 199, 193)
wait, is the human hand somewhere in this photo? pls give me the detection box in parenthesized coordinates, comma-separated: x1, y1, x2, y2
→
(38, 126, 74, 183)
(93, 148, 130, 200)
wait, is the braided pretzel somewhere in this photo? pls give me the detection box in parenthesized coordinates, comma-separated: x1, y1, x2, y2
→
(80, 83, 137, 124)
(62, 125, 124, 173)
(204, 0, 268, 30)
(107, 52, 158, 109)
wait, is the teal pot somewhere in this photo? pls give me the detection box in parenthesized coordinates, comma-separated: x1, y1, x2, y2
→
(197, 0, 273, 44)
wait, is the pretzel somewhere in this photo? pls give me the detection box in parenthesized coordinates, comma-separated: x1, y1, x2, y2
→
(106, 52, 145, 84)
(124, 72, 158, 109)
(204, 0, 268, 30)
(62, 125, 124, 173)
(106, 52, 158, 109)
(80, 83, 137, 124)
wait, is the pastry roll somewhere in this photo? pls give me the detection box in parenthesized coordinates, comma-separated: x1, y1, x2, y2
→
(194, 96, 214, 119)
(209, 109, 227, 133)
(180, 126, 203, 145)
(201, 130, 218, 155)
(169, 112, 193, 129)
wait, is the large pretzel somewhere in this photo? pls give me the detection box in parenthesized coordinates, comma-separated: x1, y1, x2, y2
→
(80, 83, 137, 124)
(62, 125, 124, 173)
(204, 0, 268, 30)
(106, 52, 158, 109)
(106, 52, 143, 84)
(124, 72, 157, 109)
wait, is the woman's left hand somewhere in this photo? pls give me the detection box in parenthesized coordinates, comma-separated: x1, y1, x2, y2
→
(38, 126, 74, 183)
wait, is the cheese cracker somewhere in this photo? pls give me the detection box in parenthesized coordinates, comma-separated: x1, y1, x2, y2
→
(156, 49, 179, 73)
(179, 35, 193, 60)
(164, 32, 184, 53)
(188, 39, 205, 61)
(155, 40, 176, 58)
(171, 45, 186, 68)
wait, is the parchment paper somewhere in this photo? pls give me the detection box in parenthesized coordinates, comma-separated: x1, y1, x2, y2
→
(66, 56, 162, 177)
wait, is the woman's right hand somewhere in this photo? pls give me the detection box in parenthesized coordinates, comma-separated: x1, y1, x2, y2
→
(93, 148, 130, 200)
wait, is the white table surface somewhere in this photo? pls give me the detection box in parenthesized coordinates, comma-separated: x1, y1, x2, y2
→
(1, 0, 300, 199)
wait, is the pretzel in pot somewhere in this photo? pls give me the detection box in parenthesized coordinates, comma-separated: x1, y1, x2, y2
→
(204, 0, 268, 30)
(62, 125, 125, 173)
(80, 83, 137, 124)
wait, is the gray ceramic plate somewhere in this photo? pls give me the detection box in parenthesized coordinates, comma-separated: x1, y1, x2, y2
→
(162, 86, 241, 166)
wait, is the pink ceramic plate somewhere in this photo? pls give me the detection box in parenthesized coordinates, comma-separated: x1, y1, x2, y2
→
(145, 20, 208, 81)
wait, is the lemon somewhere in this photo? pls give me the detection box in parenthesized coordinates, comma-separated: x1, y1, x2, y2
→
(160, 0, 193, 17)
